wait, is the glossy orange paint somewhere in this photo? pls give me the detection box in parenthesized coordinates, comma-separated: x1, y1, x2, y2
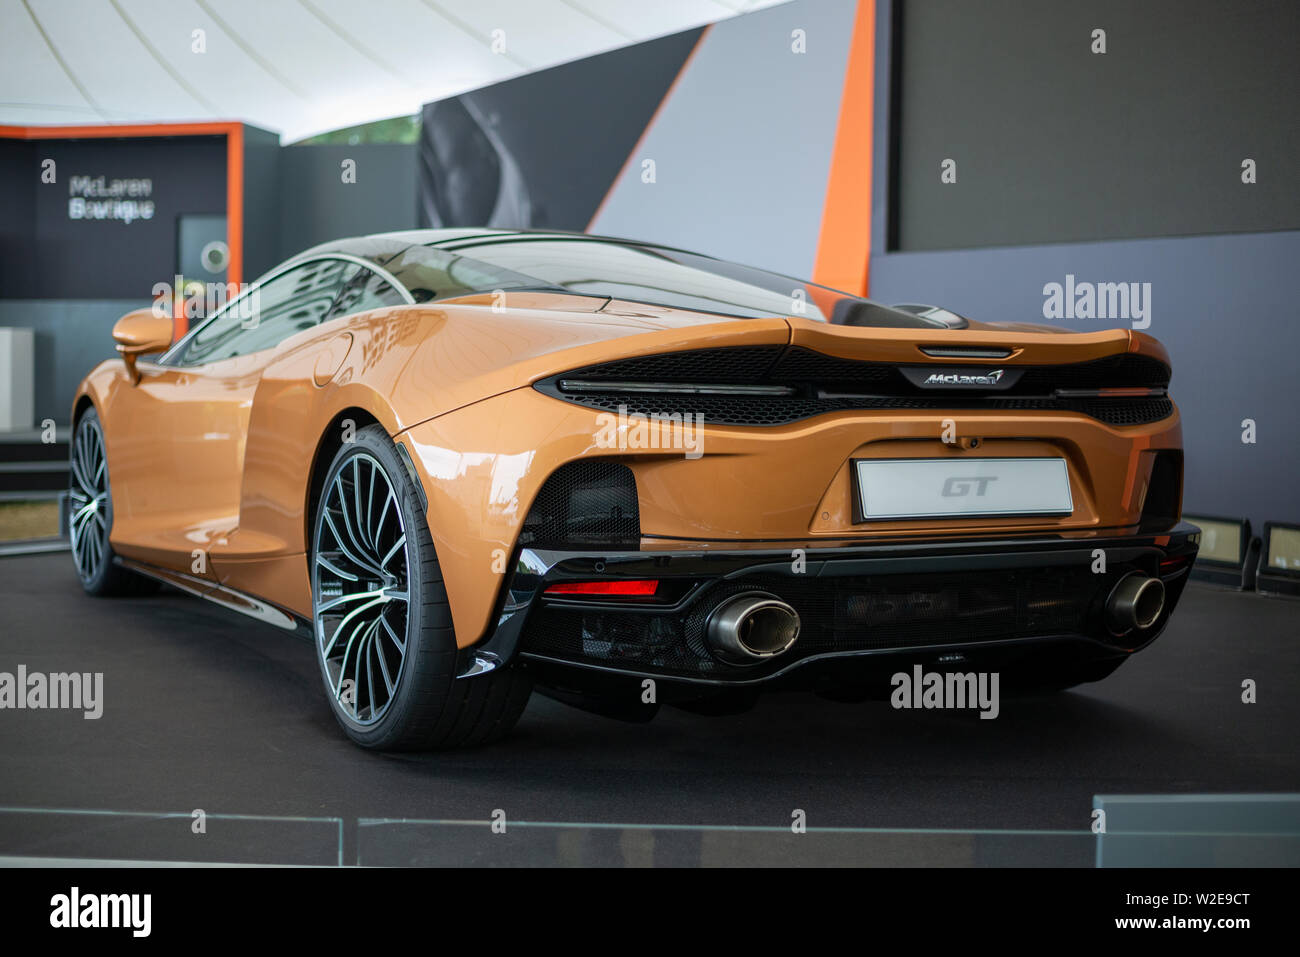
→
(74, 292, 1184, 647)
(111, 309, 173, 350)
(111, 309, 173, 383)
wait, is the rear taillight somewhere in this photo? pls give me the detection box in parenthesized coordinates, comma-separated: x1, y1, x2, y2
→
(544, 580, 659, 598)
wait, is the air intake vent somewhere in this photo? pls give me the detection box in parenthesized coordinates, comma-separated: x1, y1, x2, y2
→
(520, 460, 640, 549)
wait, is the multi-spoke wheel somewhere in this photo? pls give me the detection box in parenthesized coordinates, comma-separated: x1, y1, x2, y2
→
(310, 424, 531, 750)
(69, 408, 158, 596)
(314, 453, 411, 726)
(69, 411, 109, 581)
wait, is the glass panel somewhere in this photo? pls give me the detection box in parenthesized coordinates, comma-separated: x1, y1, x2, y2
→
(0, 807, 343, 866)
(175, 259, 355, 365)
(1094, 794, 1300, 867)
(451, 238, 944, 325)
(381, 244, 546, 303)
(326, 266, 408, 320)
(356, 820, 1093, 867)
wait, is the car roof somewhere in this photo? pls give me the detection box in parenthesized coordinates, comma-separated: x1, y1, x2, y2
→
(271, 228, 730, 298)
(304, 227, 713, 260)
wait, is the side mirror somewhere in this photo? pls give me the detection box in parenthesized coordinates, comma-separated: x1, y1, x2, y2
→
(112, 309, 173, 384)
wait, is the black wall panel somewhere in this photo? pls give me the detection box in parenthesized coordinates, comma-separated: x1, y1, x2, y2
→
(893, 0, 1300, 250)
(3, 135, 226, 299)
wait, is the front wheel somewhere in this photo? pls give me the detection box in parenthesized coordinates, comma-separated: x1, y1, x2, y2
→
(310, 425, 531, 750)
(69, 408, 158, 597)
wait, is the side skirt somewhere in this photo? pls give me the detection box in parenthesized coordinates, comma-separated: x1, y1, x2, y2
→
(114, 556, 314, 641)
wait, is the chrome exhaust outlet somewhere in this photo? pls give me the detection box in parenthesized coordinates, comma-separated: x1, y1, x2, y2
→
(706, 592, 801, 663)
(1105, 572, 1166, 633)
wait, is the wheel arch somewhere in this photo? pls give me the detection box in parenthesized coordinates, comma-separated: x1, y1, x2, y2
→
(304, 407, 385, 556)
(69, 358, 128, 433)
(71, 393, 95, 430)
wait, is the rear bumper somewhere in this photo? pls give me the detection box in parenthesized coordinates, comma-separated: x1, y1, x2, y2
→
(461, 522, 1200, 688)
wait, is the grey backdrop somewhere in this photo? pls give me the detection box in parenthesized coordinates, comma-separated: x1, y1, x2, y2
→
(591, 0, 859, 278)
(871, 0, 1299, 529)
(275, 143, 417, 267)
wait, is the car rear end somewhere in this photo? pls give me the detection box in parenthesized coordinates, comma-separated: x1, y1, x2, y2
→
(472, 317, 1198, 703)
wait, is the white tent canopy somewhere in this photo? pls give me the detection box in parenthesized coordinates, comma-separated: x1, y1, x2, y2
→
(2, 0, 787, 141)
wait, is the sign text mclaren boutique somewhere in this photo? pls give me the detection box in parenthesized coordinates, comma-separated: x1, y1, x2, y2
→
(67, 175, 156, 224)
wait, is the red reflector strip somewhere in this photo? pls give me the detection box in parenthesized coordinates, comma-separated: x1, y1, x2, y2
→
(1159, 555, 1192, 571)
(544, 580, 660, 597)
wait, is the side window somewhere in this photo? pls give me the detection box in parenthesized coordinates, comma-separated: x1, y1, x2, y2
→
(173, 259, 354, 366)
(381, 245, 541, 303)
(325, 266, 408, 321)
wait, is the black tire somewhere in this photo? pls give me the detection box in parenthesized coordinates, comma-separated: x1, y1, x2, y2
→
(69, 408, 160, 597)
(310, 424, 531, 750)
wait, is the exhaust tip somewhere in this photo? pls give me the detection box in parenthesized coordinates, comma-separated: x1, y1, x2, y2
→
(1105, 573, 1166, 634)
(706, 592, 800, 664)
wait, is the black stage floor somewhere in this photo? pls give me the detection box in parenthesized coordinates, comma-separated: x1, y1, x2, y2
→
(1, 552, 1296, 865)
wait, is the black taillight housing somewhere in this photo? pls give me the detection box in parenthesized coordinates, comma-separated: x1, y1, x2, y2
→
(519, 460, 640, 549)
(1140, 450, 1183, 532)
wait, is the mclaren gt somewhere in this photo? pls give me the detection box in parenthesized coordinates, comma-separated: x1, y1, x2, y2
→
(69, 229, 1199, 748)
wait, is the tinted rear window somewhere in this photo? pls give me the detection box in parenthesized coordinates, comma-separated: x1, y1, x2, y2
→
(442, 238, 948, 326)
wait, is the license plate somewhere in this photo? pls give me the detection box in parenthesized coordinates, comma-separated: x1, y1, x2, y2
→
(854, 457, 1073, 520)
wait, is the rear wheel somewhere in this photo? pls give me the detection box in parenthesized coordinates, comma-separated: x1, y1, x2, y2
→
(69, 408, 158, 596)
(310, 425, 531, 750)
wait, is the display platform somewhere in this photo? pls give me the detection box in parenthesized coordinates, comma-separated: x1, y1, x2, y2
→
(1, 552, 1295, 866)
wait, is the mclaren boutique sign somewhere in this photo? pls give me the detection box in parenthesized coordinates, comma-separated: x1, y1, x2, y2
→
(22, 135, 226, 298)
(66, 174, 156, 224)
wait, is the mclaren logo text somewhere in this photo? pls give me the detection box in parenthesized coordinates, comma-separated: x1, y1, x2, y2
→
(923, 369, 1004, 387)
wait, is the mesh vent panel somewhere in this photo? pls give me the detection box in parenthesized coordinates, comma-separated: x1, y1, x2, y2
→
(561, 347, 783, 383)
(540, 347, 1174, 426)
(520, 460, 639, 548)
(563, 392, 1173, 427)
(767, 347, 897, 384)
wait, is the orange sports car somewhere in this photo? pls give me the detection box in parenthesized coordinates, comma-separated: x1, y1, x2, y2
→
(70, 229, 1199, 748)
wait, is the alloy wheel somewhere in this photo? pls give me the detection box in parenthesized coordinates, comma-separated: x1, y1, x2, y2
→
(69, 417, 109, 581)
(312, 453, 411, 726)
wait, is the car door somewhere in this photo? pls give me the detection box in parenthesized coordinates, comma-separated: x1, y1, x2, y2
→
(107, 258, 357, 575)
